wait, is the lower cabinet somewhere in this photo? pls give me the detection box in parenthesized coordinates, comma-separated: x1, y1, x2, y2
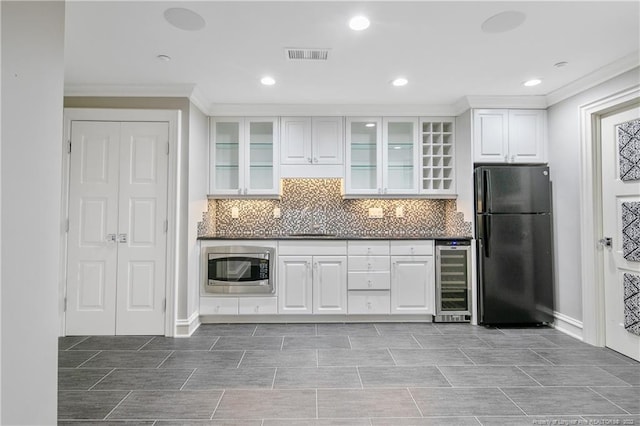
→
(278, 241, 348, 315)
(390, 256, 435, 314)
(200, 296, 277, 315)
(348, 291, 391, 314)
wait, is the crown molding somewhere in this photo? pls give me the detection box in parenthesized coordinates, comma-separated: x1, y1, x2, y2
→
(64, 83, 198, 99)
(546, 51, 640, 107)
(207, 103, 458, 117)
(460, 95, 548, 111)
(188, 86, 210, 115)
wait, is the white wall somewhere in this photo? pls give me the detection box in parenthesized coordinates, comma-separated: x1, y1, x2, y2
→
(1, 2, 65, 423)
(186, 102, 209, 333)
(548, 67, 640, 327)
(455, 110, 474, 224)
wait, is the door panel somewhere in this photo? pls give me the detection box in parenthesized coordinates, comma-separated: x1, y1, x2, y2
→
(66, 122, 120, 335)
(602, 106, 640, 361)
(477, 213, 554, 324)
(313, 257, 347, 314)
(475, 165, 551, 214)
(116, 122, 168, 335)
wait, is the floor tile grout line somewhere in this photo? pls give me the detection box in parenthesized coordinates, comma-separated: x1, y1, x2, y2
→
(514, 365, 544, 387)
(315, 388, 319, 419)
(280, 336, 285, 351)
(472, 416, 483, 425)
(458, 348, 477, 366)
(236, 350, 247, 368)
(271, 367, 278, 390)
(102, 389, 132, 420)
(496, 387, 528, 416)
(76, 350, 102, 368)
(411, 334, 424, 349)
(356, 366, 364, 389)
(137, 336, 155, 351)
(528, 348, 556, 365)
(87, 367, 116, 391)
(316, 349, 319, 368)
(209, 389, 225, 420)
(434, 365, 454, 387)
(386, 348, 399, 366)
(156, 350, 175, 369)
(179, 367, 198, 391)
(208, 336, 220, 351)
(587, 386, 633, 415)
(63, 335, 91, 350)
(407, 387, 426, 417)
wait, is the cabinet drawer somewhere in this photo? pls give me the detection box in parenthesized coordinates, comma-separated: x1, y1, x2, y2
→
(390, 240, 434, 256)
(238, 297, 278, 315)
(348, 256, 390, 272)
(348, 271, 390, 290)
(348, 241, 390, 256)
(348, 291, 390, 314)
(200, 297, 238, 315)
(279, 241, 347, 256)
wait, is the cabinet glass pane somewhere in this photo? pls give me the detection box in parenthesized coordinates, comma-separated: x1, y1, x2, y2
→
(350, 121, 378, 190)
(387, 121, 414, 190)
(214, 122, 240, 191)
(248, 121, 274, 191)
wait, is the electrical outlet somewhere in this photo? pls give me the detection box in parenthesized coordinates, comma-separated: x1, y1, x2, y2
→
(231, 207, 239, 219)
(395, 206, 404, 218)
(273, 207, 281, 218)
(368, 207, 383, 218)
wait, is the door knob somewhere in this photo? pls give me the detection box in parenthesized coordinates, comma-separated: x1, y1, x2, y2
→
(598, 237, 612, 248)
(106, 234, 116, 243)
(117, 233, 128, 243)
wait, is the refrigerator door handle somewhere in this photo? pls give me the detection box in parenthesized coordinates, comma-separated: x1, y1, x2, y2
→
(477, 239, 485, 322)
(483, 170, 492, 213)
(483, 215, 491, 257)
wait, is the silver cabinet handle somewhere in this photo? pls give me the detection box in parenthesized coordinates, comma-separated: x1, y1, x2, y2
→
(117, 234, 127, 243)
(598, 237, 612, 248)
(307, 157, 312, 163)
(313, 157, 318, 163)
(106, 234, 117, 243)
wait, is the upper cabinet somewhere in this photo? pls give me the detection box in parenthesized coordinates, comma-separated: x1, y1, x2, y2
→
(473, 109, 547, 164)
(345, 117, 419, 196)
(420, 118, 456, 196)
(210, 117, 279, 196)
(280, 116, 344, 178)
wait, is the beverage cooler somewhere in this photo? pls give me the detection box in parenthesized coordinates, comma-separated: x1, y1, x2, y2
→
(433, 240, 472, 322)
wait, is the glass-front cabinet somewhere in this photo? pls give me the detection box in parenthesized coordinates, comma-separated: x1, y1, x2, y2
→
(210, 117, 279, 196)
(345, 117, 418, 195)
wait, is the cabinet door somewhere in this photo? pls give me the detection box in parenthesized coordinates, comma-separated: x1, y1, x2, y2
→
(508, 110, 546, 163)
(473, 110, 509, 163)
(245, 117, 279, 195)
(312, 117, 343, 165)
(278, 256, 313, 314)
(313, 256, 347, 314)
(239, 297, 278, 315)
(390, 256, 434, 314)
(281, 117, 312, 165)
(383, 117, 419, 194)
(345, 117, 383, 195)
(210, 117, 244, 195)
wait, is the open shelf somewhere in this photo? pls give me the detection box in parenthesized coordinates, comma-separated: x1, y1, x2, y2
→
(420, 118, 455, 194)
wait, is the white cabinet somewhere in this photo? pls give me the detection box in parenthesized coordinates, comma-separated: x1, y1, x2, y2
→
(209, 117, 279, 196)
(345, 117, 419, 196)
(473, 109, 546, 164)
(280, 116, 343, 166)
(278, 241, 347, 315)
(200, 296, 277, 315)
(391, 256, 434, 314)
(389, 241, 435, 314)
(420, 118, 456, 195)
(347, 241, 391, 314)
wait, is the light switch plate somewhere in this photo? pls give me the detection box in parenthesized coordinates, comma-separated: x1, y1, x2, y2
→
(273, 207, 281, 218)
(368, 207, 383, 218)
(231, 207, 239, 219)
(395, 206, 404, 218)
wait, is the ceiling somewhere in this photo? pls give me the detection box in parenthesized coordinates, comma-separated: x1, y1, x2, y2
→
(64, 1, 640, 113)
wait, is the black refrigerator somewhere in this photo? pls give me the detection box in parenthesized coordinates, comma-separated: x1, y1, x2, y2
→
(474, 165, 554, 325)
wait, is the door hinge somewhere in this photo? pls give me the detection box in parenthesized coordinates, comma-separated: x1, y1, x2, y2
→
(164, 219, 168, 233)
(166, 142, 170, 155)
(63, 297, 67, 312)
(68, 140, 72, 154)
(65, 218, 70, 233)
(162, 298, 167, 313)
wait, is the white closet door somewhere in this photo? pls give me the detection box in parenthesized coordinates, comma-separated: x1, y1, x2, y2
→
(115, 122, 168, 335)
(66, 122, 120, 335)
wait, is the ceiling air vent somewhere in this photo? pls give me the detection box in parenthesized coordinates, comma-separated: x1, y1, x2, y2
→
(285, 48, 330, 61)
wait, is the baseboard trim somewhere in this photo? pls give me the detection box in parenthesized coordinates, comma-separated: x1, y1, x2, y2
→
(552, 311, 584, 340)
(174, 312, 200, 337)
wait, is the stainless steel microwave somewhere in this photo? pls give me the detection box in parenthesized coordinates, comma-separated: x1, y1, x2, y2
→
(202, 245, 275, 295)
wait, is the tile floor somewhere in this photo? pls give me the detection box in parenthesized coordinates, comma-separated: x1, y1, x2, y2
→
(58, 322, 640, 425)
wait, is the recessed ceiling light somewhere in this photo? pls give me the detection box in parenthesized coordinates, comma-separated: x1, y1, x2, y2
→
(349, 15, 370, 31)
(365, 123, 376, 127)
(554, 61, 569, 68)
(523, 79, 542, 87)
(481, 11, 526, 34)
(261, 76, 276, 86)
(391, 77, 408, 87)
(164, 8, 206, 31)
(157, 54, 171, 62)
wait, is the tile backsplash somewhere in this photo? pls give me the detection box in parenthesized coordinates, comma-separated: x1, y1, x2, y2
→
(198, 179, 472, 238)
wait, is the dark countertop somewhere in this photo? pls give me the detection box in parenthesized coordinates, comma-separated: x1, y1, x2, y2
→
(198, 235, 473, 241)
